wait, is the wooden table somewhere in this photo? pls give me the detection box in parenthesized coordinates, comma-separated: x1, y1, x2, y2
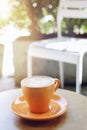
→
(0, 88, 87, 130)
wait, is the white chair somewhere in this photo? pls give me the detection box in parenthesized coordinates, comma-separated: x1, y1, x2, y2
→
(27, 0, 87, 93)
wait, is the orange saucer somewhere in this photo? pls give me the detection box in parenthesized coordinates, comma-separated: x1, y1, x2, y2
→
(11, 94, 68, 121)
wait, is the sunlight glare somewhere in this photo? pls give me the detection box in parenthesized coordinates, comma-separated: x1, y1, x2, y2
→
(0, 0, 10, 18)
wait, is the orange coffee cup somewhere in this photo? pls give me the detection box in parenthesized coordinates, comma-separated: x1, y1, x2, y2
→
(21, 75, 60, 114)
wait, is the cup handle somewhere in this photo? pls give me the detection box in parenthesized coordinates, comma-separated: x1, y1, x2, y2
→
(54, 78, 60, 91)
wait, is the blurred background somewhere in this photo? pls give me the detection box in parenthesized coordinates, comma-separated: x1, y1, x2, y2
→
(0, 0, 87, 95)
(0, 0, 87, 77)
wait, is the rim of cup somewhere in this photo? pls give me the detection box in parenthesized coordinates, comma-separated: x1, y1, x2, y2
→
(21, 75, 55, 88)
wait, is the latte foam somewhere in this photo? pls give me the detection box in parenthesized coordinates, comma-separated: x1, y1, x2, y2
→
(21, 75, 54, 88)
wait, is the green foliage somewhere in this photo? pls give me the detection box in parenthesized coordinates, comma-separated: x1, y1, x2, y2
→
(28, 0, 59, 34)
(0, 17, 9, 29)
(62, 18, 87, 35)
(8, 0, 30, 29)
(0, 0, 87, 35)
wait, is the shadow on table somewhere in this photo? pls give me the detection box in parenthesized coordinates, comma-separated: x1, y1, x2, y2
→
(15, 112, 67, 130)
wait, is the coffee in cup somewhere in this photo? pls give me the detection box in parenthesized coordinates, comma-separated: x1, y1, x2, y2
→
(21, 75, 60, 114)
